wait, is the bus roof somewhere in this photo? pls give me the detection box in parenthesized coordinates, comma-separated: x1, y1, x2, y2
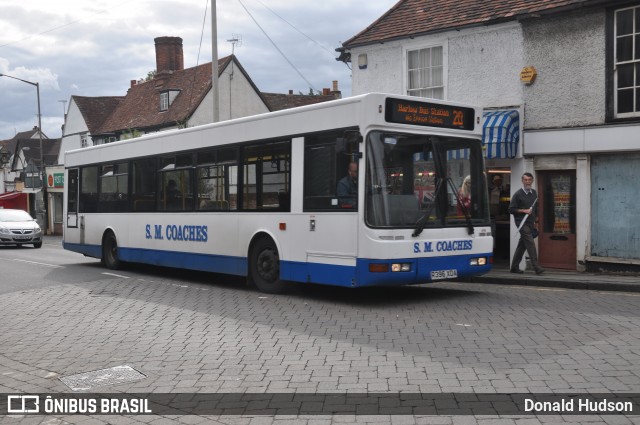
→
(64, 93, 482, 167)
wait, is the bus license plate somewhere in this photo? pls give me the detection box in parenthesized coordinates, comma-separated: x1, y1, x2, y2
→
(431, 269, 458, 280)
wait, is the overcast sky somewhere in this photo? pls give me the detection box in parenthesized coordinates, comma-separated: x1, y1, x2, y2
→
(0, 0, 397, 141)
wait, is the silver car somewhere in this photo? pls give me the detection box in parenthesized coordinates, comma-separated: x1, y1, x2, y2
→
(0, 208, 42, 248)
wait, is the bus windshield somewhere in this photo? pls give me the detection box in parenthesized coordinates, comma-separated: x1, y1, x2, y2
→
(365, 131, 490, 230)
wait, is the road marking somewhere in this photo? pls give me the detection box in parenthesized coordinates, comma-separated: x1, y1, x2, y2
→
(596, 291, 640, 296)
(101, 272, 130, 279)
(6, 258, 64, 269)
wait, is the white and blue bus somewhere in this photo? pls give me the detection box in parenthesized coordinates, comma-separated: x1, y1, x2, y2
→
(63, 93, 492, 293)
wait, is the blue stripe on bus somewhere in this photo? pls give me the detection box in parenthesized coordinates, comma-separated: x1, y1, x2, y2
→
(64, 242, 103, 259)
(63, 241, 491, 287)
(120, 247, 247, 276)
(63, 242, 247, 275)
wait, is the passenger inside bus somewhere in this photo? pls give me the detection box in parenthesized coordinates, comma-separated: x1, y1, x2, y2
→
(337, 161, 358, 207)
(457, 175, 471, 216)
(166, 179, 182, 209)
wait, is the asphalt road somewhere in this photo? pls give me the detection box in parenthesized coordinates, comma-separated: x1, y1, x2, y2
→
(1, 238, 639, 424)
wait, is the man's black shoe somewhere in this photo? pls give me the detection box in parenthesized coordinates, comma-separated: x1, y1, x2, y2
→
(510, 268, 524, 274)
(535, 267, 545, 275)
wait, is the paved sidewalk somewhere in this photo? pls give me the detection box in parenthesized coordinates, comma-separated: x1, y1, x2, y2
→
(463, 263, 640, 292)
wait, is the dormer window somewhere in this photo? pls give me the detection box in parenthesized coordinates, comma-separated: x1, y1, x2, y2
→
(160, 89, 181, 112)
(160, 92, 169, 111)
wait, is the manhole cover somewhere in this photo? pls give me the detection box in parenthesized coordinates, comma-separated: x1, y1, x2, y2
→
(60, 365, 146, 391)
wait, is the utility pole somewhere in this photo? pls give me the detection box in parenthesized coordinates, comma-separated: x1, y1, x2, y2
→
(211, 0, 220, 123)
(58, 99, 67, 117)
(0, 73, 46, 234)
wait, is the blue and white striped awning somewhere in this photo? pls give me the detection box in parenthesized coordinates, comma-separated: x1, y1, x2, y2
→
(482, 110, 519, 159)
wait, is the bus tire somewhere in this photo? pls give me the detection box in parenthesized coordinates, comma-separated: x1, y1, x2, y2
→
(102, 231, 122, 270)
(250, 237, 287, 294)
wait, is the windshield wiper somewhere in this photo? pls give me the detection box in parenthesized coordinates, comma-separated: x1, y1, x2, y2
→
(447, 177, 474, 236)
(412, 178, 444, 237)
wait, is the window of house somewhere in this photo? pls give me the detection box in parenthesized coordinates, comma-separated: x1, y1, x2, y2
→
(614, 6, 640, 117)
(81, 134, 88, 148)
(407, 46, 444, 99)
(160, 92, 170, 111)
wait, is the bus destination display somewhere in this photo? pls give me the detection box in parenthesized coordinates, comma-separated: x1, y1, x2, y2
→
(385, 98, 475, 131)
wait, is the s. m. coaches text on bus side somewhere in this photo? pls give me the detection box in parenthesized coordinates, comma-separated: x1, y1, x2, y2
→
(145, 224, 208, 242)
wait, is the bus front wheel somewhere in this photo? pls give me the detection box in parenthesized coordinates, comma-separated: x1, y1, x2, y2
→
(250, 238, 286, 294)
(102, 232, 122, 270)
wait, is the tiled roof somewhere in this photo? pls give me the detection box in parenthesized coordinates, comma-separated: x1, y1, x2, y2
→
(72, 96, 124, 134)
(44, 138, 62, 165)
(261, 92, 336, 111)
(342, 0, 608, 48)
(13, 137, 59, 169)
(0, 127, 44, 159)
(96, 56, 233, 135)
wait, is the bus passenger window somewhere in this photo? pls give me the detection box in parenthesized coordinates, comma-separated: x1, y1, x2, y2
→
(132, 158, 156, 212)
(79, 166, 98, 213)
(197, 148, 237, 211)
(158, 154, 194, 212)
(99, 162, 129, 212)
(240, 141, 290, 211)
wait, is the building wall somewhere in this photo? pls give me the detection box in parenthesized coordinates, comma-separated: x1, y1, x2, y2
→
(350, 23, 524, 109)
(189, 63, 269, 127)
(522, 10, 606, 129)
(448, 24, 524, 108)
(350, 43, 404, 96)
(58, 100, 89, 164)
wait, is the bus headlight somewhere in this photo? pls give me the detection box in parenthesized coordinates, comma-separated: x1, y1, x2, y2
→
(469, 257, 487, 266)
(369, 263, 412, 273)
(391, 263, 412, 272)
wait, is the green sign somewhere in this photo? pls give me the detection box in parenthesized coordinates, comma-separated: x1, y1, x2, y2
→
(54, 173, 64, 188)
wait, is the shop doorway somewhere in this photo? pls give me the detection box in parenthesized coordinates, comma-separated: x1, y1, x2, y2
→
(538, 170, 576, 269)
(487, 169, 511, 263)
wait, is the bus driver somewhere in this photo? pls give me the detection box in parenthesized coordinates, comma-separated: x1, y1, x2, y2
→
(337, 162, 358, 207)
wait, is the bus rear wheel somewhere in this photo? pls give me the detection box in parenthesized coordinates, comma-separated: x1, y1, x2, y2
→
(102, 232, 122, 270)
(250, 238, 287, 294)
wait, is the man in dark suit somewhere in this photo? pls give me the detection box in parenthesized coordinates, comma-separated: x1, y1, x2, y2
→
(509, 172, 544, 275)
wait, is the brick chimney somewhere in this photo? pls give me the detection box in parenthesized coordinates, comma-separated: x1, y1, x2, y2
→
(154, 36, 184, 74)
(330, 80, 342, 99)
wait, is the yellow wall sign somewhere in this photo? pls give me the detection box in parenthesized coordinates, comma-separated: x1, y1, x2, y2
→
(520, 66, 537, 85)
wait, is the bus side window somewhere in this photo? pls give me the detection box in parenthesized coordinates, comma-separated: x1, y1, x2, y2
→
(196, 148, 238, 211)
(79, 166, 98, 213)
(303, 128, 359, 211)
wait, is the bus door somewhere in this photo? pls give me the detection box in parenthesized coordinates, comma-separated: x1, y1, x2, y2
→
(66, 169, 79, 238)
